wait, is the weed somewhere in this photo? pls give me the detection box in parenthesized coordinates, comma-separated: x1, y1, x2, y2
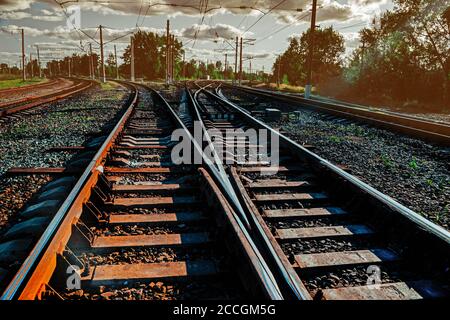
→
(408, 157, 419, 170)
(380, 154, 393, 169)
(329, 135, 342, 143)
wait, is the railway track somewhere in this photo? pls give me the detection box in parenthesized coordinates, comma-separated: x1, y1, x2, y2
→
(0, 80, 448, 300)
(0, 79, 59, 96)
(187, 82, 450, 300)
(0, 78, 95, 120)
(222, 84, 450, 145)
(0, 82, 280, 300)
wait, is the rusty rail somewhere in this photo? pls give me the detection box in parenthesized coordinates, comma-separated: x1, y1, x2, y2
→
(210, 86, 450, 244)
(225, 84, 450, 145)
(1, 81, 284, 300)
(193, 84, 450, 300)
(0, 79, 59, 95)
(0, 79, 95, 118)
(0, 82, 138, 300)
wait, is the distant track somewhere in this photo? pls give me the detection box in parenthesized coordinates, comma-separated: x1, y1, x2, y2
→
(188, 81, 449, 300)
(225, 84, 450, 145)
(0, 79, 95, 119)
(0, 79, 58, 95)
(0, 81, 280, 300)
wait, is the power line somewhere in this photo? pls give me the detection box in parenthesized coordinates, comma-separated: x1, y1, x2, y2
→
(136, 0, 144, 26)
(255, 11, 310, 45)
(336, 21, 368, 31)
(191, 0, 210, 48)
(54, 0, 101, 45)
(243, 0, 290, 35)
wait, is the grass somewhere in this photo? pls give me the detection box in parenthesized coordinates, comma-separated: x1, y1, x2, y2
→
(329, 135, 342, 143)
(266, 83, 307, 94)
(380, 154, 393, 169)
(434, 204, 449, 223)
(100, 81, 119, 91)
(408, 157, 419, 170)
(0, 77, 47, 90)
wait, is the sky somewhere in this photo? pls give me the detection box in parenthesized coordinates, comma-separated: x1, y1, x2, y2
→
(0, 0, 393, 72)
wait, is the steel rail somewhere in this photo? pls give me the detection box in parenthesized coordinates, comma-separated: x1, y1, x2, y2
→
(188, 84, 252, 228)
(0, 79, 59, 95)
(2, 80, 283, 300)
(0, 81, 139, 300)
(192, 84, 312, 300)
(149, 85, 284, 300)
(212, 85, 450, 245)
(226, 84, 450, 145)
(0, 79, 95, 118)
(0, 80, 87, 109)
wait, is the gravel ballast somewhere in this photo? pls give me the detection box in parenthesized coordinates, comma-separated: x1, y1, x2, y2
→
(0, 82, 129, 233)
(222, 89, 450, 230)
(0, 83, 127, 175)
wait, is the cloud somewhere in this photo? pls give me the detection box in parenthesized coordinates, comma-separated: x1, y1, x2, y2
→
(0, 0, 33, 12)
(244, 51, 272, 59)
(181, 24, 247, 41)
(0, 6, 64, 21)
(0, 24, 166, 44)
(275, 0, 368, 25)
(0, 1, 366, 23)
(32, 15, 64, 22)
(342, 32, 360, 48)
(348, 0, 389, 13)
(349, 0, 387, 6)
(0, 11, 32, 20)
(0, 51, 21, 66)
(317, 1, 354, 22)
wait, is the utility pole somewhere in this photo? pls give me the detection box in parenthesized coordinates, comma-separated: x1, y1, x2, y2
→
(114, 44, 119, 80)
(131, 35, 135, 81)
(99, 25, 106, 83)
(197, 61, 200, 80)
(277, 56, 281, 88)
(360, 39, 365, 77)
(68, 57, 71, 77)
(89, 43, 94, 79)
(171, 34, 175, 81)
(182, 51, 186, 80)
(249, 58, 252, 83)
(234, 36, 238, 84)
(262, 65, 265, 83)
(224, 53, 228, 80)
(166, 20, 170, 84)
(36, 45, 41, 78)
(30, 53, 33, 79)
(21, 28, 25, 81)
(305, 0, 317, 99)
(168, 33, 171, 82)
(239, 37, 243, 85)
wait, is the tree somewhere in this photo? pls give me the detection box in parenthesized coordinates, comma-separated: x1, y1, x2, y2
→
(272, 27, 345, 86)
(106, 52, 116, 77)
(345, 0, 449, 108)
(120, 30, 183, 80)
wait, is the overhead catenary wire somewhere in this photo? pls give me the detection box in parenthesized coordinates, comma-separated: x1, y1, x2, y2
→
(255, 11, 310, 45)
(54, 0, 101, 45)
(242, 0, 290, 35)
